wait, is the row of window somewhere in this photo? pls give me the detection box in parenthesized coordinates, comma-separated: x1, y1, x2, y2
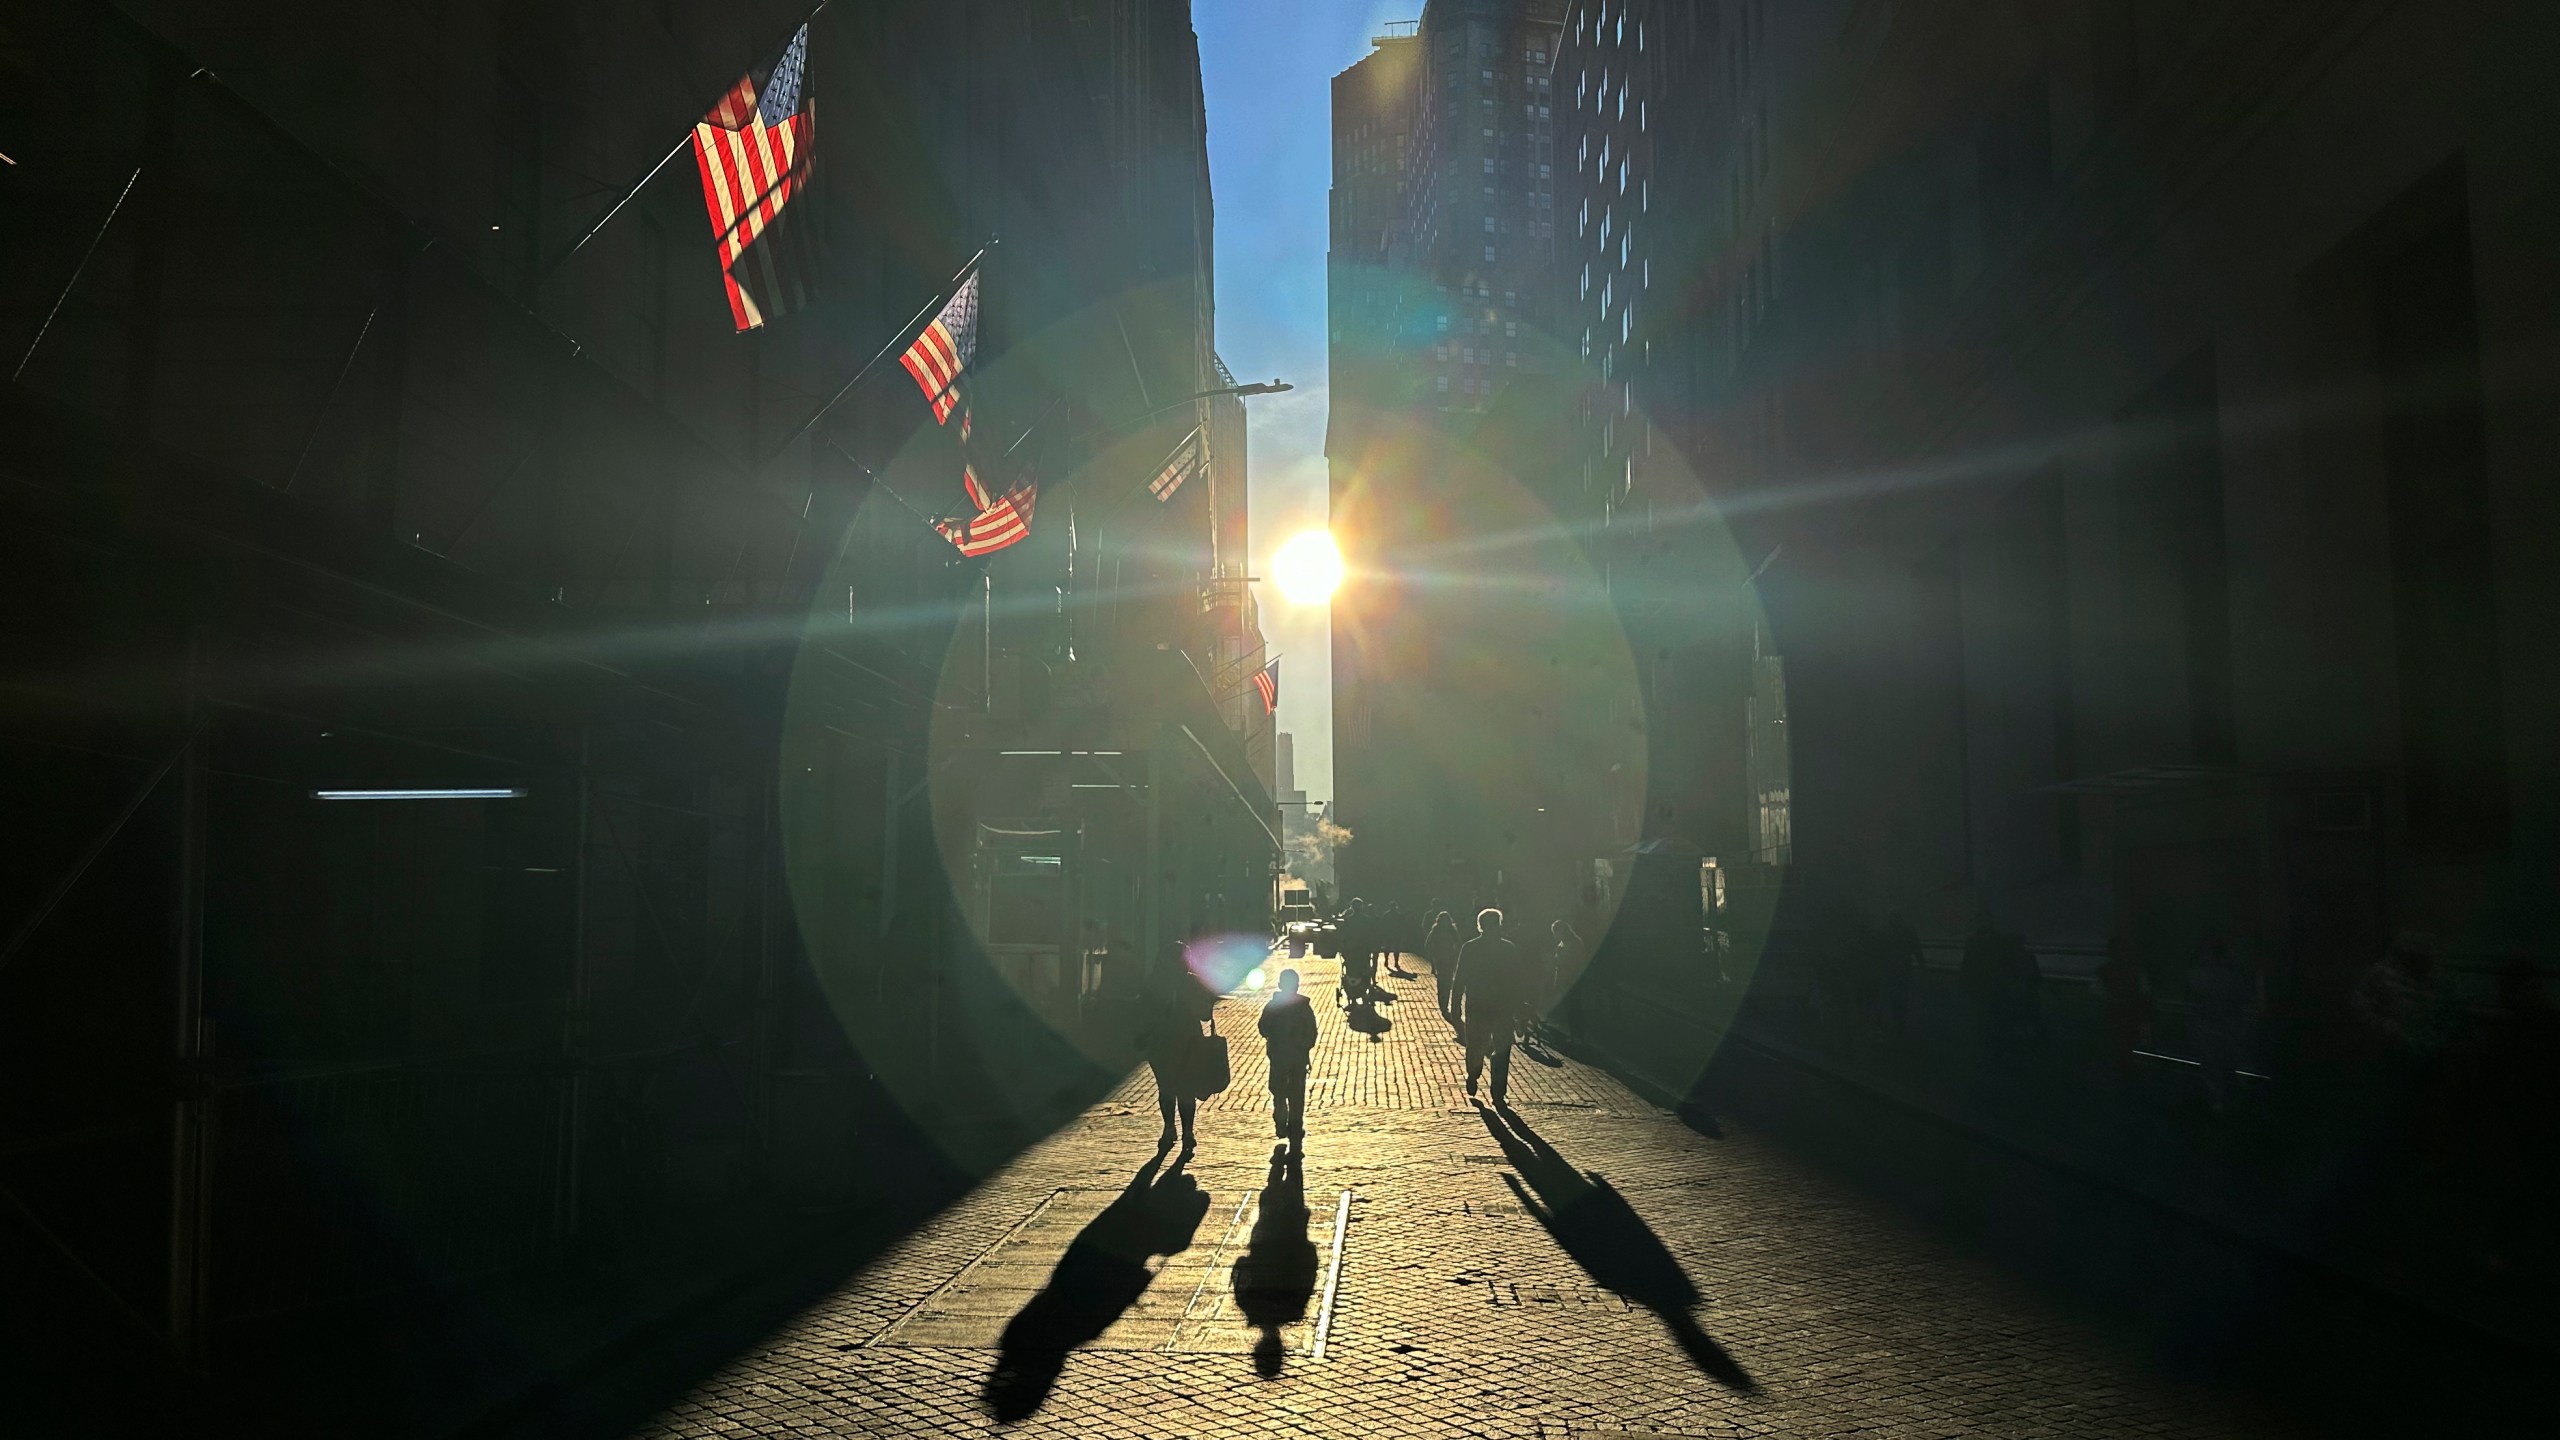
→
(1434, 343, 1519, 366)
(1435, 370, 1509, 395)
(1574, 4, 1646, 55)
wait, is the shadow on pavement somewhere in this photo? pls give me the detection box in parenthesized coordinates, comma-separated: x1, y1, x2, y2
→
(1517, 1036, 1567, 1068)
(981, 1154, 1210, 1422)
(1479, 1104, 1756, 1393)
(1231, 1147, 1318, 1377)
(1346, 997, 1392, 1039)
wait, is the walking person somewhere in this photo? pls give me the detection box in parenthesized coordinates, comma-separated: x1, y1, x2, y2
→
(1456, 908, 1524, 1106)
(1141, 945, 1214, 1155)
(1381, 902, 1415, 978)
(1424, 911, 1462, 1024)
(1339, 899, 1379, 1008)
(1258, 968, 1319, 1152)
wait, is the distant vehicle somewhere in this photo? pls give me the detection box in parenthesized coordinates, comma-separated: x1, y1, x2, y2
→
(1278, 878, 1317, 931)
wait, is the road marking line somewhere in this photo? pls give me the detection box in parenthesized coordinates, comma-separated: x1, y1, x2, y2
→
(1311, 1187, 1353, 1359)
(1163, 1190, 1254, 1349)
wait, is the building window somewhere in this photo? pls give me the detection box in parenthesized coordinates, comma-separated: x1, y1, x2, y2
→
(1484, 244, 1498, 260)
(1483, 156, 1495, 174)
(1437, 374, 1450, 392)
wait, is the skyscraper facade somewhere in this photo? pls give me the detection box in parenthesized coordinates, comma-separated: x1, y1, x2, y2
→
(1329, 1, 1624, 922)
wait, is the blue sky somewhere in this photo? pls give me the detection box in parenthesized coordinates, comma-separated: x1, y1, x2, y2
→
(1198, 2, 1412, 803)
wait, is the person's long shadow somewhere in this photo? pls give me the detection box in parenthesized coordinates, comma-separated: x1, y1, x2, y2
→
(1480, 1105, 1756, 1392)
(1230, 1147, 1319, 1376)
(982, 1155, 1211, 1421)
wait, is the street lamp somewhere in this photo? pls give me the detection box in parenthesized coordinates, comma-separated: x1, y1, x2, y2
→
(1108, 379, 1292, 433)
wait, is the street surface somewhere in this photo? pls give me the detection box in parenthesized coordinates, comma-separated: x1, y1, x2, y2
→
(624, 948, 2317, 1439)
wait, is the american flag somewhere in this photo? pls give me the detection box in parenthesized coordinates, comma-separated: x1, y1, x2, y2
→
(937, 473, 1036, 558)
(1148, 428, 1200, 501)
(691, 24, 816, 331)
(1252, 659, 1279, 714)
(900, 271, 979, 425)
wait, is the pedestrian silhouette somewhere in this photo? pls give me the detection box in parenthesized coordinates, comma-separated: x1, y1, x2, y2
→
(1140, 945, 1214, 1154)
(1259, 968, 1318, 1149)
(1424, 910, 1461, 1022)
(984, 1156, 1211, 1420)
(1479, 1106, 1755, 1392)
(1230, 1148, 1318, 1376)
(1456, 907, 1524, 1105)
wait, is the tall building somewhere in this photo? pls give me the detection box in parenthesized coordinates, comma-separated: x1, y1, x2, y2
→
(1547, 2, 1835, 915)
(1329, 0, 1622, 926)
(0, 0, 1263, 1392)
(1549, 0, 2560, 1083)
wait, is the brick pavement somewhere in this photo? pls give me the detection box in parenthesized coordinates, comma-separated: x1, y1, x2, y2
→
(634, 950, 2284, 1438)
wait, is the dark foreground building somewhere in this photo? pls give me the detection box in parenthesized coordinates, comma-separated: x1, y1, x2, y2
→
(1524, 0, 2560, 1352)
(0, 0, 1270, 1424)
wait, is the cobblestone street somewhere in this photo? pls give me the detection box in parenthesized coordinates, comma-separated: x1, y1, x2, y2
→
(622, 948, 2323, 1439)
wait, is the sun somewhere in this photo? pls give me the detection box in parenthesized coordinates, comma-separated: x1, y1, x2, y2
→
(1271, 529, 1343, 605)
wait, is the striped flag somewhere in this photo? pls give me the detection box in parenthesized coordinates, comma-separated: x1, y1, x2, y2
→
(691, 24, 817, 331)
(899, 271, 979, 425)
(1148, 427, 1201, 501)
(936, 473, 1037, 558)
(1252, 659, 1279, 714)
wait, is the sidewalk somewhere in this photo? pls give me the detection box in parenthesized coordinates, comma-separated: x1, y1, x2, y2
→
(1691, 969, 2556, 1357)
(626, 946, 2299, 1439)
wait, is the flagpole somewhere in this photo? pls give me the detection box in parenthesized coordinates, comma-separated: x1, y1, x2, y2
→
(536, 0, 832, 283)
(11, 165, 141, 383)
(763, 242, 990, 471)
(821, 435, 938, 525)
(539, 133, 693, 280)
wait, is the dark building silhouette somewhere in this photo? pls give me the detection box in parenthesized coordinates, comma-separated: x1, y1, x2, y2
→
(1542, 0, 2560, 1158)
(1328, 0, 1615, 927)
(0, 0, 1267, 1413)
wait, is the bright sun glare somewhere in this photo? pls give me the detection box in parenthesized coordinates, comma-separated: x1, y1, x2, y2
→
(1272, 529, 1343, 605)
